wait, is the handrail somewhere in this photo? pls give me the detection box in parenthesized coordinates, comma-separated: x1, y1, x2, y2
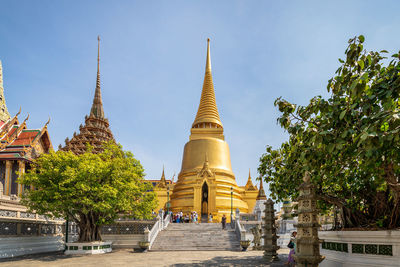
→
(235, 218, 247, 241)
(163, 213, 171, 229)
(147, 219, 160, 249)
(146, 213, 171, 249)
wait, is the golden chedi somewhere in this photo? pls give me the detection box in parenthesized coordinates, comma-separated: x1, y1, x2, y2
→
(170, 39, 254, 222)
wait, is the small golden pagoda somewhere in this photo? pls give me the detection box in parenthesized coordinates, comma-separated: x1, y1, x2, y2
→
(170, 39, 258, 222)
(59, 36, 114, 154)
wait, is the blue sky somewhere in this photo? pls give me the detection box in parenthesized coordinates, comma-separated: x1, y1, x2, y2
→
(1, 1, 400, 194)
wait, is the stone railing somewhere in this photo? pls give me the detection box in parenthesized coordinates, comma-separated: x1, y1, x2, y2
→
(235, 218, 247, 242)
(101, 221, 155, 235)
(163, 212, 170, 229)
(319, 230, 400, 267)
(142, 213, 170, 250)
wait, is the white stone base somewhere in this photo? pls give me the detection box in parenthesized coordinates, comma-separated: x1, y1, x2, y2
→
(65, 241, 112, 255)
(103, 234, 143, 249)
(0, 236, 65, 259)
(319, 230, 400, 267)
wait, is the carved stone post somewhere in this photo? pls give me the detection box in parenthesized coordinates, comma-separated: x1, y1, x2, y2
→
(262, 198, 280, 261)
(294, 172, 324, 267)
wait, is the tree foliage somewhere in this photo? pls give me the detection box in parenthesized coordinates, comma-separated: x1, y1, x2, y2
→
(19, 142, 157, 241)
(259, 36, 400, 229)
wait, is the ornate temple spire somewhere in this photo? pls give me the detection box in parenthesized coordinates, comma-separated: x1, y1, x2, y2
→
(160, 165, 166, 183)
(0, 60, 11, 122)
(245, 169, 257, 191)
(60, 36, 114, 155)
(257, 179, 267, 200)
(90, 36, 105, 119)
(192, 38, 222, 129)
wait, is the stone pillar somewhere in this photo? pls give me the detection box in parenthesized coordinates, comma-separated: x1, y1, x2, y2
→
(262, 198, 280, 262)
(17, 161, 25, 196)
(4, 160, 12, 195)
(294, 172, 324, 267)
(0, 180, 3, 198)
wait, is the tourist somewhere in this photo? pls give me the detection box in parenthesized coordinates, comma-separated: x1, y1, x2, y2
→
(209, 213, 213, 223)
(179, 211, 183, 223)
(221, 214, 227, 229)
(286, 231, 297, 266)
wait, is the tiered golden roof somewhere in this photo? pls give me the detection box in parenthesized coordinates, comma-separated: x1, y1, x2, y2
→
(59, 36, 114, 154)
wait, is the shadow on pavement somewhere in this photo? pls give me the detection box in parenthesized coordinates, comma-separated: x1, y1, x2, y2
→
(171, 253, 289, 267)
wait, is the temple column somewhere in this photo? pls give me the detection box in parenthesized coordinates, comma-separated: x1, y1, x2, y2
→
(209, 183, 216, 215)
(193, 184, 201, 214)
(4, 160, 12, 195)
(17, 161, 25, 196)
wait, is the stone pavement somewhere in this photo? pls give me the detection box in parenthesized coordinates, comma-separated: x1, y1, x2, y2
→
(0, 249, 290, 267)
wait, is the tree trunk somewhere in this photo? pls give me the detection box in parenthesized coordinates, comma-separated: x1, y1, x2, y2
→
(384, 162, 400, 228)
(78, 212, 102, 242)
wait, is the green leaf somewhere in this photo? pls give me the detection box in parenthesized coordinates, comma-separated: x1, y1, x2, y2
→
(339, 110, 346, 120)
(358, 60, 364, 69)
(358, 35, 365, 43)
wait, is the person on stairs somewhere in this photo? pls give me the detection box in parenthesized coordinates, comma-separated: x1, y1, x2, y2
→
(209, 213, 213, 223)
(221, 214, 227, 229)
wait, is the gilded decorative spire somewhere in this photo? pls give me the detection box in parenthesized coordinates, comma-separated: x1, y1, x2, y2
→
(0, 60, 11, 122)
(90, 36, 105, 119)
(192, 38, 222, 128)
(245, 169, 257, 191)
(257, 180, 267, 200)
(161, 165, 166, 183)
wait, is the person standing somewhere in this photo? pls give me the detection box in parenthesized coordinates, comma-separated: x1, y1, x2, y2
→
(209, 213, 213, 223)
(179, 211, 183, 223)
(285, 231, 297, 266)
(221, 214, 227, 229)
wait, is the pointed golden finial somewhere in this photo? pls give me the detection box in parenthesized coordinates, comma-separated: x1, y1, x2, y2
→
(256, 178, 267, 200)
(90, 35, 105, 119)
(97, 35, 100, 88)
(245, 169, 256, 190)
(16, 107, 21, 117)
(44, 117, 51, 128)
(206, 38, 211, 71)
(23, 113, 29, 123)
(192, 38, 223, 129)
(0, 60, 11, 122)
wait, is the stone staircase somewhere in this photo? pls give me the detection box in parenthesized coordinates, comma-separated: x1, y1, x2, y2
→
(151, 223, 240, 251)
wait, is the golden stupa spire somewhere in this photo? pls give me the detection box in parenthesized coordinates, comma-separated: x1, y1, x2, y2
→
(192, 38, 222, 129)
(0, 60, 11, 122)
(90, 35, 105, 119)
(256, 179, 267, 200)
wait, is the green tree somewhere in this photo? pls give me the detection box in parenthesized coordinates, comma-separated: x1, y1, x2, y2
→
(259, 36, 400, 229)
(19, 142, 157, 242)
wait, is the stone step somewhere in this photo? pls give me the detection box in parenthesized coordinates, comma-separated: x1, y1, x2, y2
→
(150, 223, 240, 251)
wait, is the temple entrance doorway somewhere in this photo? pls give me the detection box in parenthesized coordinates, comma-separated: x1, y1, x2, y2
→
(201, 182, 208, 217)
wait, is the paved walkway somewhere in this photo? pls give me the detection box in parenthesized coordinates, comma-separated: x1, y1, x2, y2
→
(0, 249, 290, 267)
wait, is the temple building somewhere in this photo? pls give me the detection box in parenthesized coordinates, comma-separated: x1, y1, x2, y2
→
(148, 167, 175, 212)
(155, 39, 260, 222)
(0, 60, 53, 198)
(59, 36, 114, 154)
